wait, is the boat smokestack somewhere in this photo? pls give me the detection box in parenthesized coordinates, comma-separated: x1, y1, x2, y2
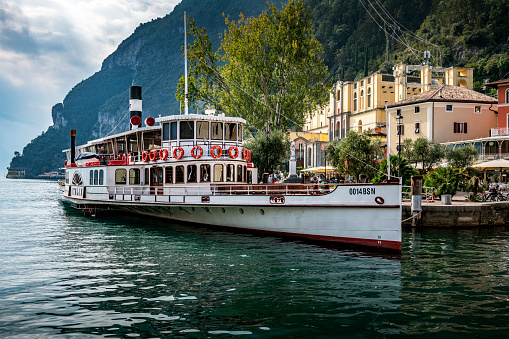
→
(70, 129, 76, 164)
(129, 86, 142, 130)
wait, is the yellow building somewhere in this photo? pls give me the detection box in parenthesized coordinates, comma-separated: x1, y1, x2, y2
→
(303, 64, 474, 142)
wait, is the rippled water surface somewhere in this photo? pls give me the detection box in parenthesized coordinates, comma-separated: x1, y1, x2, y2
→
(1, 178, 509, 338)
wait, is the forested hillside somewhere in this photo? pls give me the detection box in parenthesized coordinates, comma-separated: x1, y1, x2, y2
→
(8, 0, 509, 176)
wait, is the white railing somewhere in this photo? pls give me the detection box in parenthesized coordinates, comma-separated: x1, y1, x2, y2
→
(491, 128, 509, 136)
(402, 186, 435, 201)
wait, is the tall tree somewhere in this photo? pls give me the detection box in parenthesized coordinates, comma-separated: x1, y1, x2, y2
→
(178, 0, 330, 133)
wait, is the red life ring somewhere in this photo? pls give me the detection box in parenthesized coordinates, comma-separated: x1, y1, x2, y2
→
(191, 146, 203, 159)
(149, 149, 158, 161)
(121, 153, 126, 162)
(229, 146, 239, 159)
(243, 148, 250, 160)
(142, 151, 149, 162)
(159, 148, 169, 160)
(127, 153, 131, 164)
(173, 147, 184, 160)
(211, 145, 222, 158)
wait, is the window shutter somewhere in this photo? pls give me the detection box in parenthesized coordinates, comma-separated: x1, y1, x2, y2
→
(464, 122, 467, 133)
(453, 122, 458, 133)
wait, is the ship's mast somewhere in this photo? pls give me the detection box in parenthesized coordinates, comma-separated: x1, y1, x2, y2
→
(184, 11, 189, 115)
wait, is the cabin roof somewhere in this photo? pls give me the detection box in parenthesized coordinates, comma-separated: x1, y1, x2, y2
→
(156, 114, 246, 124)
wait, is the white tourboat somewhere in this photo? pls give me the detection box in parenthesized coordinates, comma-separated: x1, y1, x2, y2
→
(61, 86, 402, 251)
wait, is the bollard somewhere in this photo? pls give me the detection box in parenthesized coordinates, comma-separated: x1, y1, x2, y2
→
(411, 175, 423, 227)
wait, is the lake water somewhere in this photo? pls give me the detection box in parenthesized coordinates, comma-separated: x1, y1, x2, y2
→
(1, 178, 509, 338)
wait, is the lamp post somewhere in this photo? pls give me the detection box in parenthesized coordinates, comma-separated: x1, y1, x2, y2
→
(397, 109, 403, 178)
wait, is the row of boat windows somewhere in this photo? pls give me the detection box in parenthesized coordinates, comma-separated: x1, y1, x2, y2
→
(162, 121, 242, 142)
(89, 170, 104, 185)
(114, 164, 251, 185)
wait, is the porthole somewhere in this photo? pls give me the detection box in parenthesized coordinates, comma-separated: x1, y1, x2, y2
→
(259, 209, 265, 215)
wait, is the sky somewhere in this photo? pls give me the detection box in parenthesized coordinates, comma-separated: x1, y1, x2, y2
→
(0, 0, 180, 176)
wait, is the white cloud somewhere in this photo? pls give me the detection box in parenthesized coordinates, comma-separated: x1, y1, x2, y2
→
(0, 0, 180, 175)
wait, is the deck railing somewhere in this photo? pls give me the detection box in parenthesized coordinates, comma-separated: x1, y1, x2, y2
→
(402, 186, 435, 201)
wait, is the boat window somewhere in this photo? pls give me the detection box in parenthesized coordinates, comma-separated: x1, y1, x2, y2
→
(99, 170, 104, 185)
(225, 123, 237, 141)
(144, 168, 149, 185)
(244, 166, 247, 183)
(187, 165, 197, 183)
(180, 120, 194, 139)
(196, 121, 209, 139)
(170, 122, 177, 140)
(89, 170, 93, 185)
(237, 165, 243, 182)
(115, 169, 127, 185)
(129, 168, 140, 185)
(247, 170, 253, 184)
(94, 170, 98, 185)
(158, 168, 163, 184)
(200, 164, 210, 182)
(175, 165, 184, 183)
(165, 166, 173, 184)
(238, 125, 243, 141)
(214, 164, 223, 182)
(211, 122, 223, 140)
(226, 164, 234, 182)
(163, 123, 170, 140)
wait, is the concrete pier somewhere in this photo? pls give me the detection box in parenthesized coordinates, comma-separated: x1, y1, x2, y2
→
(402, 193, 509, 226)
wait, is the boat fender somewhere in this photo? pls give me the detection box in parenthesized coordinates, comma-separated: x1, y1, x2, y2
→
(211, 145, 222, 158)
(159, 148, 169, 160)
(191, 146, 203, 159)
(149, 149, 158, 161)
(142, 151, 149, 162)
(229, 146, 239, 159)
(173, 147, 184, 160)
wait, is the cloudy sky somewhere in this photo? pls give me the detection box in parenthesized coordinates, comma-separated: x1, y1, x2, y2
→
(0, 0, 180, 175)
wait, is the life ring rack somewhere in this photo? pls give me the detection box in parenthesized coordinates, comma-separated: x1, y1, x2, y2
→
(159, 148, 169, 160)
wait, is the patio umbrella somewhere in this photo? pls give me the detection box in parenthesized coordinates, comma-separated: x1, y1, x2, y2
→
(471, 159, 509, 181)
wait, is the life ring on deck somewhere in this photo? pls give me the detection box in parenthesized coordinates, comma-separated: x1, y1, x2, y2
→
(173, 147, 184, 160)
(159, 148, 169, 160)
(243, 148, 251, 162)
(142, 151, 149, 162)
(228, 146, 239, 159)
(127, 153, 131, 164)
(121, 153, 126, 162)
(149, 149, 158, 161)
(211, 145, 222, 158)
(191, 146, 203, 159)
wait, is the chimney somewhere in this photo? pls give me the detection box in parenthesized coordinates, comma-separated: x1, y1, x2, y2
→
(130, 86, 142, 130)
(70, 129, 76, 164)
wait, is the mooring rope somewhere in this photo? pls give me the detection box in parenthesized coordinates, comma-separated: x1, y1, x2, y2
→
(401, 209, 422, 223)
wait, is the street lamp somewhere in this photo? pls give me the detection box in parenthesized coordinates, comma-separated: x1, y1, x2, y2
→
(396, 109, 403, 178)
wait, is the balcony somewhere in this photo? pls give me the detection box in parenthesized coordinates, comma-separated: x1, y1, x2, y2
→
(491, 128, 509, 136)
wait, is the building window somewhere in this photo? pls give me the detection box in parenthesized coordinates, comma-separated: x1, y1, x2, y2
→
(368, 78, 371, 84)
(367, 88, 371, 107)
(397, 123, 404, 136)
(474, 106, 481, 114)
(414, 122, 420, 134)
(415, 106, 420, 114)
(358, 120, 362, 133)
(353, 93, 357, 111)
(336, 90, 341, 101)
(506, 89, 509, 103)
(446, 104, 453, 111)
(454, 122, 467, 134)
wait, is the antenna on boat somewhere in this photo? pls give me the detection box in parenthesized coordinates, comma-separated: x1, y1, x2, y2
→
(184, 11, 189, 115)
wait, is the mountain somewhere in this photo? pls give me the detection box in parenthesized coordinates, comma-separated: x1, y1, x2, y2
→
(9, 0, 509, 176)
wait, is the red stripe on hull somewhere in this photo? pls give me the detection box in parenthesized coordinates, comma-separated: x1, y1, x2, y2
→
(198, 223, 401, 252)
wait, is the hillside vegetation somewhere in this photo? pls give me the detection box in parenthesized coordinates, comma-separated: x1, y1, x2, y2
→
(9, 0, 509, 176)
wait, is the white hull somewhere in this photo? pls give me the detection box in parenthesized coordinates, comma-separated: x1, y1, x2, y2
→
(63, 181, 402, 251)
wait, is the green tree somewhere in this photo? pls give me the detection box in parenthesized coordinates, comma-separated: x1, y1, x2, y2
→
(326, 130, 383, 181)
(446, 146, 478, 169)
(424, 167, 460, 197)
(179, 0, 330, 132)
(403, 137, 446, 173)
(371, 155, 417, 185)
(243, 129, 290, 181)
